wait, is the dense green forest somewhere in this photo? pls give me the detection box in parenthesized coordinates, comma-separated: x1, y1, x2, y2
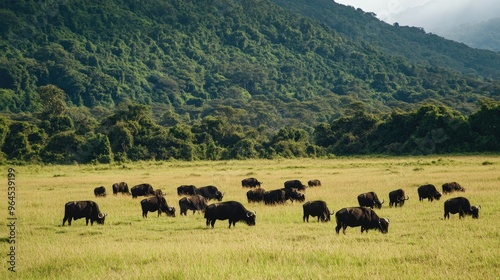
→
(0, 0, 499, 163)
(272, 0, 500, 78)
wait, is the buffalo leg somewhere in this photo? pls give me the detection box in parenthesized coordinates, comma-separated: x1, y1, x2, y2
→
(335, 223, 341, 234)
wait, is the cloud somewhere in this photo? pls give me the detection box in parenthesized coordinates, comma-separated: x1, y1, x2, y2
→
(335, 0, 500, 33)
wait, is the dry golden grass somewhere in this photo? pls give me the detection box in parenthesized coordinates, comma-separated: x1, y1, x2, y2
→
(2, 155, 500, 279)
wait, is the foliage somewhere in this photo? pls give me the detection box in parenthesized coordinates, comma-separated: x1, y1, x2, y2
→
(0, 0, 499, 126)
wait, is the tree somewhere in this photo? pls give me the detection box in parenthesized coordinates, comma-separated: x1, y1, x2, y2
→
(36, 85, 67, 117)
(40, 131, 83, 163)
(78, 133, 114, 164)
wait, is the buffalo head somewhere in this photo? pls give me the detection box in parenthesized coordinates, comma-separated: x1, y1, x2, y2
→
(378, 218, 390, 234)
(245, 211, 256, 226)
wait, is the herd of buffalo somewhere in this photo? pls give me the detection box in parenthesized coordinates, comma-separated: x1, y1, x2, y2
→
(62, 178, 481, 233)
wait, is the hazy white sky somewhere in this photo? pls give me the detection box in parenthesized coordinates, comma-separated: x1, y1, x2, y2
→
(335, 0, 500, 33)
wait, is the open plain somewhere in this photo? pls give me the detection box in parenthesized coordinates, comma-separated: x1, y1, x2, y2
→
(2, 156, 500, 279)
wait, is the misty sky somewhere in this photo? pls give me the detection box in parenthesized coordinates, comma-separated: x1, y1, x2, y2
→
(335, 0, 500, 33)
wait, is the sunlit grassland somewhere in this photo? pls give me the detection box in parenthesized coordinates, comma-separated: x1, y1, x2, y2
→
(2, 155, 500, 279)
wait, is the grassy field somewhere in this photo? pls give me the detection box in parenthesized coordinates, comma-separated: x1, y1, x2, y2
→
(2, 156, 500, 279)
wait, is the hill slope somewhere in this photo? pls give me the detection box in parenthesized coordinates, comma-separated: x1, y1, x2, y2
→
(0, 0, 499, 126)
(271, 0, 500, 78)
(443, 18, 500, 52)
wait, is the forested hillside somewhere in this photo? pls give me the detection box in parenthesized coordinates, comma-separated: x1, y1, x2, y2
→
(0, 0, 499, 164)
(272, 0, 500, 78)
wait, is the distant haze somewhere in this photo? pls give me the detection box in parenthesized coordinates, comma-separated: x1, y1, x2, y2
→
(335, 0, 500, 34)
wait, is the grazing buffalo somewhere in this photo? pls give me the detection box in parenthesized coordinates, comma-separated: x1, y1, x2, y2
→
(94, 186, 107, 197)
(303, 200, 333, 222)
(357, 191, 384, 209)
(177, 185, 198, 196)
(263, 189, 286, 205)
(112, 182, 130, 195)
(204, 201, 256, 228)
(247, 188, 266, 203)
(335, 207, 389, 234)
(62, 201, 107, 226)
(154, 189, 164, 197)
(241, 177, 262, 188)
(308, 180, 322, 187)
(388, 189, 409, 207)
(444, 197, 481, 219)
(140, 196, 175, 218)
(418, 184, 442, 202)
(442, 182, 465, 194)
(284, 180, 307, 191)
(197, 185, 224, 201)
(282, 188, 305, 203)
(131, 183, 155, 198)
(179, 195, 208, 216)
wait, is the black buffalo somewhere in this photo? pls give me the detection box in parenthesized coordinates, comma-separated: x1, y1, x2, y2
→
(444, 197, 481, 219)
(335, 207, 389, 234)
(204, 201, 256, 228)
(442, 182, 465, 194)
(94, 186, 107, 197)
(303, 200, 333, 222)
(154, 189, 164, 197)
(282, 188, 305, 203)
(197, 185, 224, 201)
(357, 191, 384, 209)
(112, 182, 130, 195)
(179, 195, 208, 216)
(247, 188, 266, 203)
(62, 201, 107, 226)
(140, 196, 175, 218)
(388, 189, 409, 207)
(308, 180, 322, 187)
(177, 185, 198, 196)
(241, 177, 262, 188)
(131, 183, 155, 198)
(263, 189, 286, 205)
(284, 180, 306, 191)
(418, 184, 442, 202)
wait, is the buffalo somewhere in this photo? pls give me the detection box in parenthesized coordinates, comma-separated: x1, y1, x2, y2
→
(204, 201, 256, 228)
(94, 186, 107, 197)
(335, 207, 389, 234)
(154, 189, 164, 197)
(62, 201, 107, 226)
(241, 177, 262, 188)
(444, 197, 481, 219)
(112, 182, 130, 195)
(282, 188, 305, 203)
(131, 183, 155, 198)
(303, 200, 333, 222)
(263, 189, 286, 205)
(197, 185, 224, 201)
(308, 179, 322, 187)
(442, 182, 465, 194)
(179, 195, 208, 216)
(418, 184, 442, 202)
(177, 185, 198, 196)
(140, 196, 175, 218)
(357, 191, 384, 209)
(284, 180, 307, 191)
(247, 188, 266, 203)
(388, 189, 409, 207)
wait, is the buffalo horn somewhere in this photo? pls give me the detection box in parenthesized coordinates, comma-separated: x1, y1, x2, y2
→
(405, 196, 409, 200)
(246, 211, 252, 217)
(98, 213, 104, 218)
(381, 199, 385, 204)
